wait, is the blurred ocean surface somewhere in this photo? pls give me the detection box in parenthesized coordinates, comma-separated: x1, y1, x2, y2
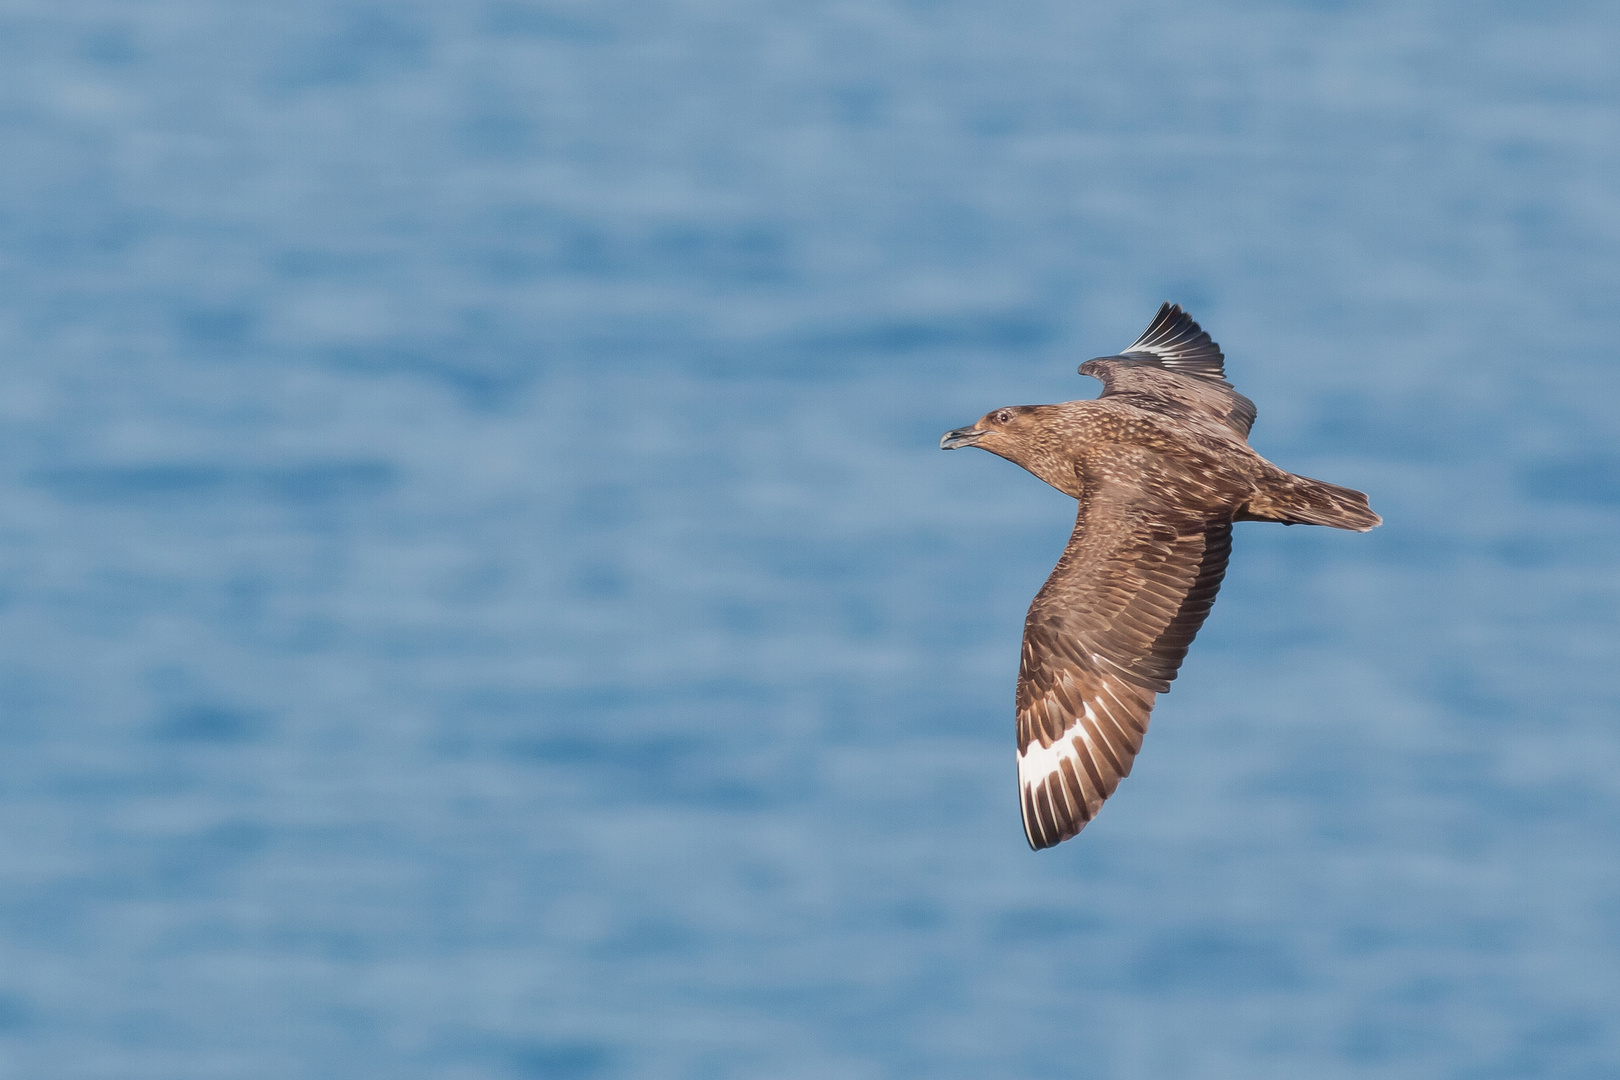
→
(0, 1, 1617, 1077)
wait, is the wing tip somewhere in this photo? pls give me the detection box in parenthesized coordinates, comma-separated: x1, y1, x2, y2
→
(1018, 768, 1095, 851)
(1122, 302, 1226, 380)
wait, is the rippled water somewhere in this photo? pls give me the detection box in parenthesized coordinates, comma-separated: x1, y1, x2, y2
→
(0, 2, 1617, 1077)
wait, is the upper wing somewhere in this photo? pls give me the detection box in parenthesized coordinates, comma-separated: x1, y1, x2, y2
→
(1079, 303, 1257, 439)
(1016, 476, 1233, 850)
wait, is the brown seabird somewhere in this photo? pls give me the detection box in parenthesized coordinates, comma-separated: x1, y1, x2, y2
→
(941, 303, 1380, 850)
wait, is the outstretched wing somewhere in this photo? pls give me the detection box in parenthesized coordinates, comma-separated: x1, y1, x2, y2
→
(1016, 472, 1233, 850)
(1079, 303, 1257, 439)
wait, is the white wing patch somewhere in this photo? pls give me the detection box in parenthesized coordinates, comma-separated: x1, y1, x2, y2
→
(1016, 703, 1110, 847)
(1115, 302, 1226, 381)
(1016, 677, 1154, 848)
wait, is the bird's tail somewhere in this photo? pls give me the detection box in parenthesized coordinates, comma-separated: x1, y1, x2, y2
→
(1239, 472, 1381, 531)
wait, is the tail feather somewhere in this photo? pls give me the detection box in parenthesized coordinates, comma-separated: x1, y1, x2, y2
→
(1239, 474, 1381, 532)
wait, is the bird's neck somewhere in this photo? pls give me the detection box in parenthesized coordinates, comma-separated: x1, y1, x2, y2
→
(1003, 444, 1084, 499)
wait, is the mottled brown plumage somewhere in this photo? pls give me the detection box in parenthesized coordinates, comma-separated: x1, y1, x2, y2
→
(942, 304, 1380, 850)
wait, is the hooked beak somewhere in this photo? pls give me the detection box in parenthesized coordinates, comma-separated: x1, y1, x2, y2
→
(940, 426, 987, 450)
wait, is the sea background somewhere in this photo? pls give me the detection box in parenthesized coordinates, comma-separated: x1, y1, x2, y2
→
(0, 2, 1616, 1078)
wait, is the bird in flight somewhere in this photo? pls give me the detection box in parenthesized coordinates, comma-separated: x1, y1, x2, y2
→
(941, 304, 1379, 850)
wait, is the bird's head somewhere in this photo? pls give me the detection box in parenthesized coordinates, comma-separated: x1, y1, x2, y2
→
(940, 405, 1082, 497)
(939, 406, 1036, 454)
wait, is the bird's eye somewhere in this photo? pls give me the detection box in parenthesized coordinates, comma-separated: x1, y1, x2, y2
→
(994, 409, 1014, 425)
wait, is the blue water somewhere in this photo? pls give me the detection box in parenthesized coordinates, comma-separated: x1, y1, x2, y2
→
(0, 2, 1617, 1077)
